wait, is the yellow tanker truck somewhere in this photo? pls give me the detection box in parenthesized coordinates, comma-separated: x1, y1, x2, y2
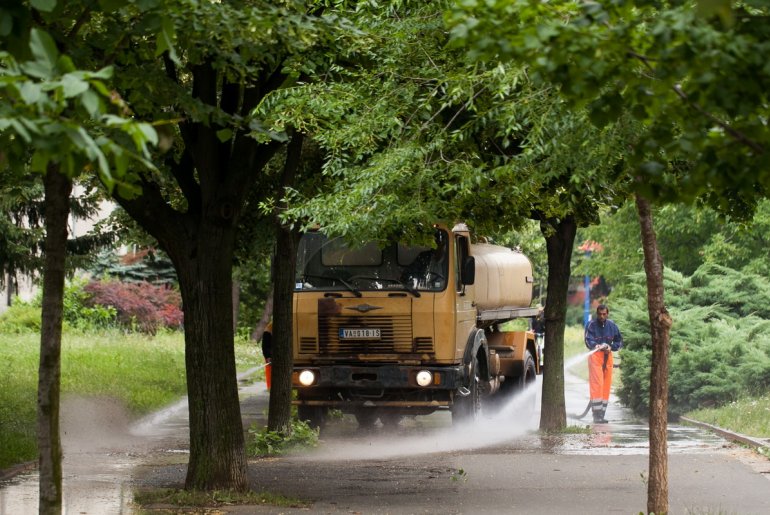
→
(291, 223, 541, 428)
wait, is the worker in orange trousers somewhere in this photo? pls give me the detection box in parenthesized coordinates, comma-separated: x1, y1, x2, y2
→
(584, 304, 623, 423)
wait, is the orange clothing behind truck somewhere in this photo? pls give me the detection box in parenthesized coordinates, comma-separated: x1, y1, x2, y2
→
(262, 321, 273, 390)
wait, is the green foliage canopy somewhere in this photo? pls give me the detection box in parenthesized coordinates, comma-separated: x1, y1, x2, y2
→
(278, 3, 629, 243)
(447, 0, 770, 215)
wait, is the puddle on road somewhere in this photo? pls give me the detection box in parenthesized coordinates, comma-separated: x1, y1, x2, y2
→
(0, 395, 188, 515)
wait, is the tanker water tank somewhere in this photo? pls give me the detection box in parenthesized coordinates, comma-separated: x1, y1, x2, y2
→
(470, 243, 534, 310)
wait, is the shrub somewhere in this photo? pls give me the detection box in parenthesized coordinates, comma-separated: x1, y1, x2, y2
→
(614, 265, 770, 416)
(246, 419, 319, 456)
(83, 279, 183, 333)
(0, 303, 43, 333)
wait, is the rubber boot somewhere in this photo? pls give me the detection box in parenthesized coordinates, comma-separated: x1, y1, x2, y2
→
(593, 410, 608, 424)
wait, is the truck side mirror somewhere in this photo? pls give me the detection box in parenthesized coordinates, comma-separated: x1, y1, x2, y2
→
(461, 256, 475, 285)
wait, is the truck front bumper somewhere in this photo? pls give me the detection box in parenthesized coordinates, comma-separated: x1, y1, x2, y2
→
(292, 364, 464, 390)
(291, 364, 465, 410)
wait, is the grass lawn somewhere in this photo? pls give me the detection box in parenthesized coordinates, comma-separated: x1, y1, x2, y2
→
(686, 394, 770, 439)
(0, 331, 262, 470)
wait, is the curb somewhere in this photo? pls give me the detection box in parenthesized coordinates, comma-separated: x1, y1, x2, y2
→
(0, 461, 37, 482)
(680, 416, 770, 452)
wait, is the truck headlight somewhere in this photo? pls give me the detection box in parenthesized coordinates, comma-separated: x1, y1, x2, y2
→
(416, 370, 433, 387)
(298, 369, 316, 386)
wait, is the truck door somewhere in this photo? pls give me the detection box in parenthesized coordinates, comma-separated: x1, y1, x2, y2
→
(454, 234, 476, 357)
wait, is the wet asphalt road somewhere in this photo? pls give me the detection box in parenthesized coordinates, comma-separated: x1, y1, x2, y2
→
(1, 365, 769, 514)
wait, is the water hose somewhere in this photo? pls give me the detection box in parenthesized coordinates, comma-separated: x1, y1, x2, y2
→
(569, 347, 601, 420)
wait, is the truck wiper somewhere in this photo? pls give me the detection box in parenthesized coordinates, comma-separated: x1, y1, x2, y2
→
(378, 277, 421, 298)
(302, 273, 362, 297)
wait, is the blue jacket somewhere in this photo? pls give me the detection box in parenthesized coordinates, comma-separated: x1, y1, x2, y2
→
(584, 318, 623, 351)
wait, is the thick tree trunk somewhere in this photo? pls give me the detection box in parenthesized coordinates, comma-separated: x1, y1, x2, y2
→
(232, 277, 240, 334)
(635, 194, 672, 515)
(539, 215, 577, 431)
(173, 224, 248, 491)
(38, 167, 71, 514)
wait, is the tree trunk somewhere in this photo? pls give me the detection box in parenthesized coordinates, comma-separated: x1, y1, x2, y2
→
(267, 132, 304, 433)
(232, 277, 240, 334)
(268, 226, 299, 432)
(635, 194, 672, 515)
(38, 167, 71, 514)
(251, 287, 274, 343)
(539, 215, 577, 431)
(171, 223, 248, 491)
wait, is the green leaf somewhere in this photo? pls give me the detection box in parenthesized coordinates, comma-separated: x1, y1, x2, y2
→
(30, 150, 50, 173)
(155, 16, 179, 64)
(85, 66, 114, 80)
(61, 74, 89, 98)
(26, 28, 59, 79)
(10, 119, 33, 142)
(135, 122, 158, 147)
(19, 82, 42, 104)
(80, 89, 101, 117)
(0, 9, 13, 37)
(30, 0, 57, 12)
(216, 128, 233, 142)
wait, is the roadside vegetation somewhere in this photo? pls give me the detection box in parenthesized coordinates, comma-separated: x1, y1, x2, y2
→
(133, 488, 308, 511)
(686, 394, 770, 439)
(246, 419, 320, 456)
(0, 279, 262, 471)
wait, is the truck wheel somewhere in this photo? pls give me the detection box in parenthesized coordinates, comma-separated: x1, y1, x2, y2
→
(354, 410, 378, 429)
(452, 354, 481, 425)
(494, 350, 537, 416)
(298, 405, 326, 430)
(379, 412, 402, 429)
(516, 350, 538, 416)
(519, 350, 537, 390)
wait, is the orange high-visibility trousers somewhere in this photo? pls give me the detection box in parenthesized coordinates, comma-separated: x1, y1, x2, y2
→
(265, 362, 272, 390)
(588, 350, 613, 415)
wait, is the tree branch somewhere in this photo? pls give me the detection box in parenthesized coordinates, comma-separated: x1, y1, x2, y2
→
(627, 50, 765, 155)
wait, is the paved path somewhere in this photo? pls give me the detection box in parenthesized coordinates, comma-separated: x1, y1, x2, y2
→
(2, 364, 769, 514)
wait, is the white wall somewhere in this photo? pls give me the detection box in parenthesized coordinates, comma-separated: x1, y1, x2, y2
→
(0, 186, 114, 314)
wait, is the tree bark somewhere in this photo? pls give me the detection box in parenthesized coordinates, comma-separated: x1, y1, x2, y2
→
(635, 194, 672, 515)
(268, 225, 299, 432)
(171, 221, 248, 491)
(267, 132, 304, 433)
(38, 166, 72, 514)
(538, 215, 577, 431)
(232, 276, 240, 334)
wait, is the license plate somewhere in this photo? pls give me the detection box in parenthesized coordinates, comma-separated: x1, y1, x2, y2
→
(339, 328, 381, 339)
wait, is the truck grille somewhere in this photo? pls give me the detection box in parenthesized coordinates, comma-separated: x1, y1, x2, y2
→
(319, 314, 420, 354)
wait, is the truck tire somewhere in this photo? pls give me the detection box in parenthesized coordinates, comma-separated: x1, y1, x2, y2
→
(298, 405, 326, 430)
(452, 353, 481, 425)
(354, 410, 378, 429)
(518, 350, 537, 390)
(493, 350, 537, 416)
(515, 350, 538, 416)
(379, 412, 402, 428)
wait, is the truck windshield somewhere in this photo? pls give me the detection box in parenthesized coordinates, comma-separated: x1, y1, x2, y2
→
(295, 229, 449, 293)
